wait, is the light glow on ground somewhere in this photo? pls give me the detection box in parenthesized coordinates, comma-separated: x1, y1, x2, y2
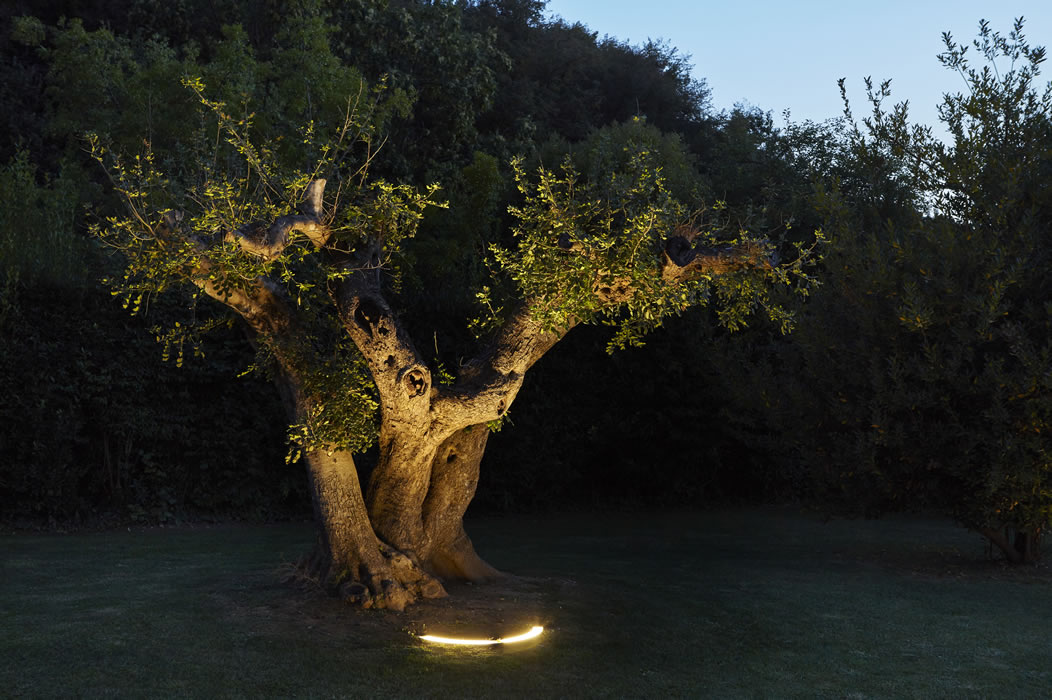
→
(417, 625, 544, 646)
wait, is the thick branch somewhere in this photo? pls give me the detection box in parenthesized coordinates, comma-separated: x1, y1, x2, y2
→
(226, 179, 331, 261)
(433, 302, 573, 431)
(301, 443, 445, 610)
(660, 237, 772, 283)
(433, 236, 771, 431)
(979, 526, 1027, 564)
(328, 253, 441, 551)
(153, 182, 339, 384)
(157, 213, 307, 380)
(330, 263, 431, 414)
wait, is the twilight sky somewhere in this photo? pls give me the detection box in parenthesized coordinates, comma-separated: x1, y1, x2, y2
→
(543, 1, 1052, 132)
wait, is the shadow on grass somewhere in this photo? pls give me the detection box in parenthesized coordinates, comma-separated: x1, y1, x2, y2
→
(2, 508, 1050, 698)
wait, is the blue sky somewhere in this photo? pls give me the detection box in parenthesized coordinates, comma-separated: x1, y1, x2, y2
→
(543, 1, 1052, 132)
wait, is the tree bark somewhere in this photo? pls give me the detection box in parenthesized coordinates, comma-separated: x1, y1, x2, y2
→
(332, 266, 572, 560)
(302, 446, 445, 610)
(329, 268, 572, 588)
(330, 286, 507, 579)
(421, 426, 501, 581)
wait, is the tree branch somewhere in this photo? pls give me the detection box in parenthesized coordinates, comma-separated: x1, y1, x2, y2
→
(660, 237, 772, 283)
(157, 212, 308, 374)
(433, 235, 772, 430)
(979, 526, 1025, 564)
(432, 301, 574, 431)
(330, 258, 431, 413)
(226, 179, 331, 261)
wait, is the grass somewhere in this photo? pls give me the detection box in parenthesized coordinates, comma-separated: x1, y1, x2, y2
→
(2, 508, 1050, 698)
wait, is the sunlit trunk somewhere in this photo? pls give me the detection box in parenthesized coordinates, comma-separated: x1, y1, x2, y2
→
(301, 446, 445, 610)
(366, 424, 501, 582)
(421, 426, 501, 580)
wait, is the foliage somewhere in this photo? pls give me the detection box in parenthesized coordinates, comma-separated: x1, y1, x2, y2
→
(0, 12, 326, 526)
(325, 0, 503, 183)
(0, 150, 83, 287)
(486, 120, 818, 350)
(468, 4, 712, 153)
(41, 19, 196, 161)
(763, 18, 1052, 561)
(88, 72, 443, 459)
(569, 117, 702, 201)
(0, 284, 296, 524)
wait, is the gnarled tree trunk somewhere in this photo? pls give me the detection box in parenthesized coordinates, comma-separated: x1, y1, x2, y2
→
(421, 426, 499, 580)
(302, 446, 445, 610)
(325, 262, 563, 599)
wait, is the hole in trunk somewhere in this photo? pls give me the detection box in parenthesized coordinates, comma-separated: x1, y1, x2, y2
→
(665, 235, 696, 266)
(403, 369, 427, 397)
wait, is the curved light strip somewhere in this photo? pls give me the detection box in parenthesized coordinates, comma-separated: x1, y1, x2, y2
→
(417, 625, 544, 646)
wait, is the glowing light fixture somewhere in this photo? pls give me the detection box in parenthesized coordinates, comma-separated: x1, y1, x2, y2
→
(417, 625, 544, 646)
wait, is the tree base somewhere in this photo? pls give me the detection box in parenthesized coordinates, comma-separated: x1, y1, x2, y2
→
(288, 543, 448, 611)
(427, 527, 504, 582)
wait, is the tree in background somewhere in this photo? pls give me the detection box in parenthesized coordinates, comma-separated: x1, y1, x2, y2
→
(735, 19, 1052, 563)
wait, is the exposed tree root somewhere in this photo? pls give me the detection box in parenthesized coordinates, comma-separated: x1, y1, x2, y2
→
(287, 542, 447, 611)
(426, 526, 503, 582)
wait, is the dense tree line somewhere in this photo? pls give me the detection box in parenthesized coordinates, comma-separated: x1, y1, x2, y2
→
(707, 20, 1052, 562)
(1, 2, 1047, 566)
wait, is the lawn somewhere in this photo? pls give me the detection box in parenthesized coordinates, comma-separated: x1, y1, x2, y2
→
(2, 508, 1050, 698)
